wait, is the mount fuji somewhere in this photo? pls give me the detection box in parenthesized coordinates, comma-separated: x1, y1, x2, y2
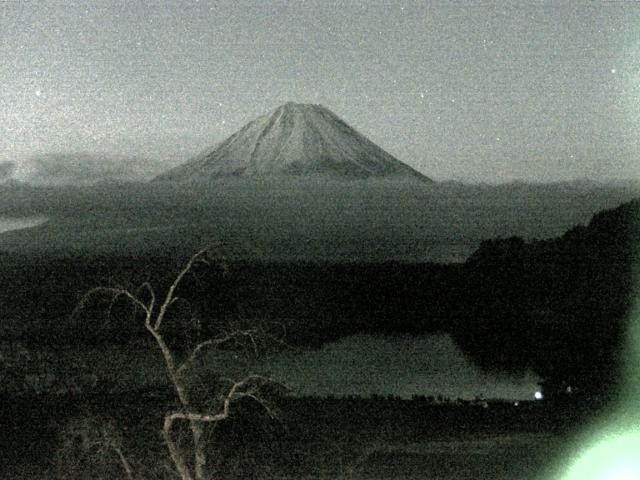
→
(155, 102, 430, 182)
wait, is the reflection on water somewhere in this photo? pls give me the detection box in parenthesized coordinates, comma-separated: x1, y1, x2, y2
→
(0, 334, 541, 400)
(263, 334, 541, 400)
(0, 216, 47, 233)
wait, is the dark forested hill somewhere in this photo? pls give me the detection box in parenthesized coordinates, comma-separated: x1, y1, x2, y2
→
(455, 198, 639, 399)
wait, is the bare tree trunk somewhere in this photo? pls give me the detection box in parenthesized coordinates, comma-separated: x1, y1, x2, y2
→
(163, 415, 194, 480)
(192, 421, 206, 480)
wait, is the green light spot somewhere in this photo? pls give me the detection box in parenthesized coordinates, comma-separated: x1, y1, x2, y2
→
(558, 208, 640, 480)
(562, 433, 640, 480)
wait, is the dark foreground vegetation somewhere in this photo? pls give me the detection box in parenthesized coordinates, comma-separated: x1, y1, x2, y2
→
(1, 390, 592, 480)
(0, 195, 638, 478)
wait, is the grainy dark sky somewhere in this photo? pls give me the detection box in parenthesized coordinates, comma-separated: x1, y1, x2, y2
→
(1, 0, 639, 182)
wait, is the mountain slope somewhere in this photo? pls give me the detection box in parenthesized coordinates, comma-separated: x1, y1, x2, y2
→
(155, 102, 430, 181)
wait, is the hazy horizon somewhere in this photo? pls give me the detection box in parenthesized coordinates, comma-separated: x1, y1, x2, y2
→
(2, 147, 640, 187)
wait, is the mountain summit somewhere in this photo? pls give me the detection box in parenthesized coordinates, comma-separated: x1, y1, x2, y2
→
(155, 102, 430, 181)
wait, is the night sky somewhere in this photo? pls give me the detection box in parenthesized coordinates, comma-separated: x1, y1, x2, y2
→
(2, 1, 639, 183)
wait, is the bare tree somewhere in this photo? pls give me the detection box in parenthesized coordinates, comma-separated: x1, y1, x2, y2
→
(76, 249, 283, 480)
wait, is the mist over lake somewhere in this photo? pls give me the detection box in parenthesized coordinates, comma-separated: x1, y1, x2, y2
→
(0, 179, 637, 263)
(0, 216, 47, 234)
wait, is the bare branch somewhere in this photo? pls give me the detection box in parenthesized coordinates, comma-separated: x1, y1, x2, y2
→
(175, 328, 262, 378)
(258, 323, 300, 353)
(234, 392, 278, 419)
(167, 374, 278, 428)
(246, 330, 259, 356)
(74, 286, 151, 320)
(155, 249, 208, 330)
(137, 281, 156, 316)
(113, 447, 134, 480)
(175, 339, 214, 378)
